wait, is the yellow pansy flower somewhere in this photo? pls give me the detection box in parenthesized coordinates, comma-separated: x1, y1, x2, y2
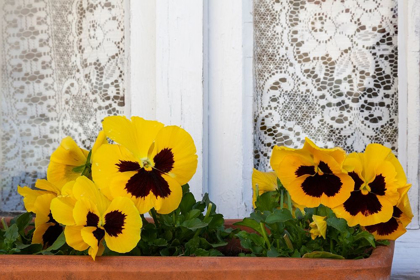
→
(50, 176, 142, 260)
(92, 116, 198, 214)
(333, 144, 402, 227)
(18, 179, 66, 248)
(270, 138, 354, 209)
(252, 169, 278, 208)
(47, 131, 107, 188)
(364, 185, 413, 240)
(309, 215, 327, 240)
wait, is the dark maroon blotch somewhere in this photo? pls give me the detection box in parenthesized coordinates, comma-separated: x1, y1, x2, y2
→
(86, 212, 100, 227)
(295, 166, 316, 177)
(369, 174, 386, 195)
(117, 161, 140, 172)
(365, 217, 399, 236)
(343, 191, 382, 216)
(42, 223, 63, 249)
(104, 210, 127, 237)
(92, 228, 105, 245)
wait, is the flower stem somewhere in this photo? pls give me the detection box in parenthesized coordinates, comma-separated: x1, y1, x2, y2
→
(204, 203, 213, 220)
(1, 218, 8, 230)
(283, 233, 294, 251)
(260, 222, 271, 250)
(330, 238, 333, 253)
(280, 189, 284, 209)
(150, 208, 160, 228)
(287, 191, 292, 212)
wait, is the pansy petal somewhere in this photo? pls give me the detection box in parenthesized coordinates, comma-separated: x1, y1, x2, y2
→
(104, 197, 142, 253)
(274, 152, 314, 188)
(32, 223, 50, 245)
(91, 130, 108, 156)
(47, 161, 82, 189)
(397, 186, 413, 227)
(33, 193, 56, 227)
(81, 226, 104, 261)
(131, 116, 165, 158)
(154, 174, 183, 214)
(73, 199, 101, 227)
(35, 179, 61, 194)
(252, 169, 278, 207)
(92, 144, 138, 199)
(102, 116, 163, 159)
(17, 186, 46, 213)
(33, 222, 63, 248)
(270, 146, 307, 175)
(64, 225, 89, 251)
(385, 152, 407, 188)
(61, 181, 76, 197)
(303, 138, 346, 164)
(49, 136, 88, 166)
(50, 196, 76, 226)
(72, 176, 110, 215)
(152, 126, 198, 185)
(363, 144, 394, 183)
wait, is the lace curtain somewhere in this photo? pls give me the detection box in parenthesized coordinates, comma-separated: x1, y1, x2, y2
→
(254, 0, 399, 171)
(0, 0, 126, 211)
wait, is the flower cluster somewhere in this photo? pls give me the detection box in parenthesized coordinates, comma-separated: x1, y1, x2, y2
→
(253, 138, 413, 241)
(18, 116, 198, 259)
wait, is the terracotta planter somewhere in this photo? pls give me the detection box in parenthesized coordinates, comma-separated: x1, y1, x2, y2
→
(0, 218, 395, 280)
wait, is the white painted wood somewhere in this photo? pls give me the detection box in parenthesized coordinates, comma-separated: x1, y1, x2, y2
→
(207, 0, 253, 218)
(392, 229, 420, 279)
(399, 0, 420, 229)
(128, 0, 156, 120)
(155, 0, 205, 199)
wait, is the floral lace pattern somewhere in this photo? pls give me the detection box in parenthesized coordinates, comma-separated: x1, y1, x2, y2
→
(1, 0, 125, 211)
(254, 0, 398, 171)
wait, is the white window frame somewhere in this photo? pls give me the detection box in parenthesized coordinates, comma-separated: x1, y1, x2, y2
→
(127, 0, 419, 226)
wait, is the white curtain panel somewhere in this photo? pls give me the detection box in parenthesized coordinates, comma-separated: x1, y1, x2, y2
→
(0, 0, 126, 211)
(253, 0, 398, 171)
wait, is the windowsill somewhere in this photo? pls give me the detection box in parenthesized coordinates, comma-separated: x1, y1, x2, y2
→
(392, 229, 420, 279)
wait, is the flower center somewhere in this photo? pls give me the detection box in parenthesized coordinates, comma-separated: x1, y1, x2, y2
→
(360, 183, 371, 195)
(142, 159, 154, 171)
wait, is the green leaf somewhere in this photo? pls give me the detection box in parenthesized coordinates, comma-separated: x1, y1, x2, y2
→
(265, 209, 293, 224)
(302, 251, 345, 259)
(72, 165, 85, 173)
(194, 248, 210, 256)
(233, 218, 263, 235)
(152, 238, 168, 247)
(208, 214, 224, 229)
(209, 249, 224, 256)
(43, 232, 66, 252)
(18, 243, 43, 254)
(181, 184, 190, 195)
(267, 248, 280, 257)
(326, 216, 348, 232)
(186, 209, 202, 220)
(255, 191, 279, 212)
(4, 224, 19, 245)
(180, 193, 196, 214)
(181, 218, 208, 230)
(16, 212, 32, 234)
(355, 231, 376, 248)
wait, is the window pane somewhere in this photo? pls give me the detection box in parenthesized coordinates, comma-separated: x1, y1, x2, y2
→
(0, 0, 126, 211)
(254, 0, 398, 170)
